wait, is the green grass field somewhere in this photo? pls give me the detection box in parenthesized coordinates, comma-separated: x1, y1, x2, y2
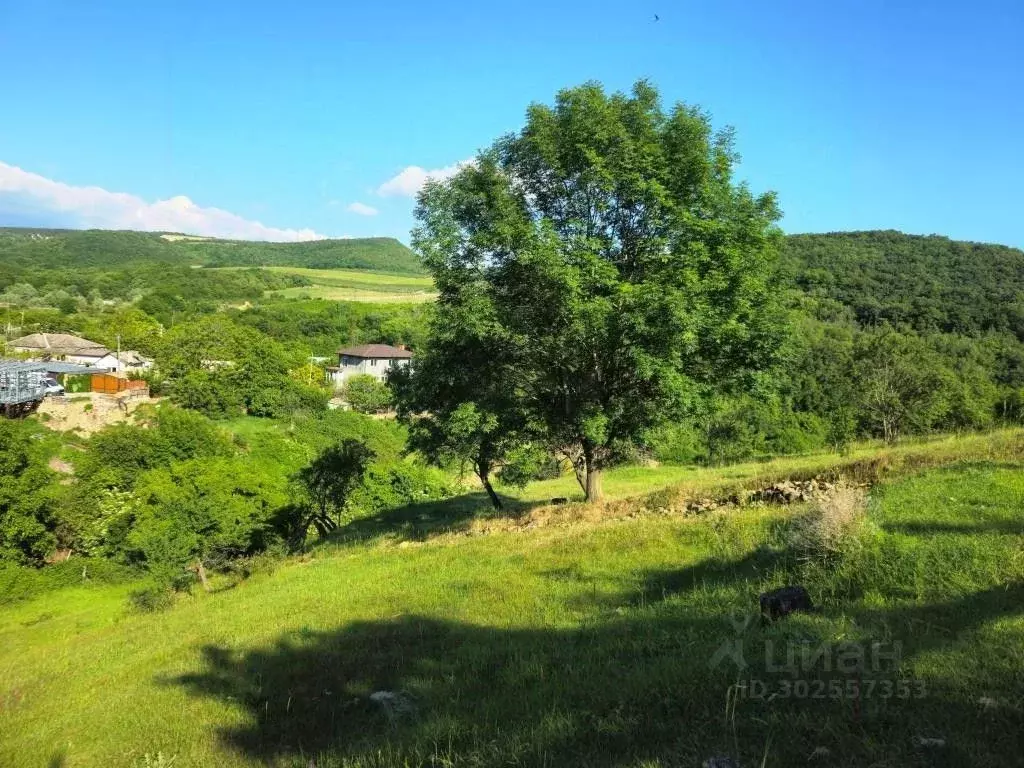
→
(208, 266, 437, 303)
(2, 432, 1023, 767)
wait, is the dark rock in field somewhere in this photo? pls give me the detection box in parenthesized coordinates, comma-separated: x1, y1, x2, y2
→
(759, 585, 814, 622)
(550, 497, 569, 505)
(369, 690, 416, 721)
(703, 757, 740, 768)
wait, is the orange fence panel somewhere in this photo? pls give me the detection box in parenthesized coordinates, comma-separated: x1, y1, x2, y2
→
(90, 374, 146, 393)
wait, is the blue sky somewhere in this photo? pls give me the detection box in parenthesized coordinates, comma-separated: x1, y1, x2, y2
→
(1, 0, 1022, 246)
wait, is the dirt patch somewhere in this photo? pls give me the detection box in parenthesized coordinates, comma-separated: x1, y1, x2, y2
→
(47, 456, 74, 474)
(35, 392, 156, 435)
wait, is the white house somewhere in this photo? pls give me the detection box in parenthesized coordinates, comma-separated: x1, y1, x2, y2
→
(5, 333, 152, 374)
(326, 343, 412, 389)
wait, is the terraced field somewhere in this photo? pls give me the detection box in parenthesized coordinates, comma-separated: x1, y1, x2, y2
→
(208, 266, 436, 303)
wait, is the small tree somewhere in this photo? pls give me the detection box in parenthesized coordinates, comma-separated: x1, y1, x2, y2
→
(391, 288, 537, 511)
(342, 374, 394, 414)
(284, 439, 374, 549)
(853, 329, 952, 442)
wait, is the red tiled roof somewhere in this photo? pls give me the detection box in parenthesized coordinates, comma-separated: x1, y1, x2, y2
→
(336, 343, 412, 359)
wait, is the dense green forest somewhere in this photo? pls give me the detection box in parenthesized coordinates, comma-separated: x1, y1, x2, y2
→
(783, 230, 1024, 338)
(0, 227, 424, 272)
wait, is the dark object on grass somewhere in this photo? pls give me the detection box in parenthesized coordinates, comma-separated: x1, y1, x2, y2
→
(550, 497, 569, 505)
(703, 757, 739, 768)
(759, 585, 813, 622)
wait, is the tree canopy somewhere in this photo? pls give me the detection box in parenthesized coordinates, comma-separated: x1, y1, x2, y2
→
(410, 80, 786, 500)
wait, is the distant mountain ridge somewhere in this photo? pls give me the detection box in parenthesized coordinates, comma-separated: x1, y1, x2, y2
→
(4, 227, 1024, 339)
(781, 230, 1024, 339)
(0, 227, 426, 275)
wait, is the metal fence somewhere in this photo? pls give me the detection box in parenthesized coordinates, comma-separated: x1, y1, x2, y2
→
(0, 360, 48, 407)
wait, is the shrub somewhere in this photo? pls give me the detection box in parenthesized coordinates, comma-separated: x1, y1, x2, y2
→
(0, 559, 135, 606)
(342, 374, 394, 414)
(347, 461, 456, 519)
(788, 484, 872, 564)
(170, 370, 244, 419)
(128, 583, 175, 613)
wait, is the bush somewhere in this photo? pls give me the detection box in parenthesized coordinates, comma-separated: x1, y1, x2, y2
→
(171, 370, 245, 419)
(646, 422, 706, 464)
(0, 559, 136, 606)
(788, 484, 872, 564)
(347, 461, 456, 519)
(128, 583, 175, 613)
(342, 374, 394, 414)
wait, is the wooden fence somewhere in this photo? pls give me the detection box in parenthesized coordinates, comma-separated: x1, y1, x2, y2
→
(90, 374, 148, 395)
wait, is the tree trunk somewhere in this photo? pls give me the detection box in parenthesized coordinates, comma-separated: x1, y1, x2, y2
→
(195, 559, 211, 592)
(477, 461, 502, 511)
(583, 446, 604, 502)
(565, 448, 587, 496)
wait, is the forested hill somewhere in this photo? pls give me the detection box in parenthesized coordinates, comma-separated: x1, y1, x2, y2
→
(0, 228, 425, 274)
(5, 228, 1024, 336)
(783, 230, 1024, 338)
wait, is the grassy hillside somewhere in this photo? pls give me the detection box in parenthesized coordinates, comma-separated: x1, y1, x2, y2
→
(210, 266, 437, 303)
(2, 430, 1023, 767)
(0, 228, 425, 274)
(783, 230, 1024, 338)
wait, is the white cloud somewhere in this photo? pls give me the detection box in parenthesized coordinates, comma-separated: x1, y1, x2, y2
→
(376, 159, 472, 198)
(346, 201, 379, 216)
(0, 161, 325, 242)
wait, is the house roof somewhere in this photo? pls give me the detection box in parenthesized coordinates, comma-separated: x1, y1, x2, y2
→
(336, 343, 412, 359)
(6, 333, 111, 357)
(118, 350, 151, 365)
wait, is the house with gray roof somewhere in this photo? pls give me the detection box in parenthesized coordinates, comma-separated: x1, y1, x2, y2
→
(5, 333, 151, 373)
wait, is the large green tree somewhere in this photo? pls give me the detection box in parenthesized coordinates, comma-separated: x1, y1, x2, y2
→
(0, 421, 57, 563)
(413, 81, 786, 500)
(127, 456, 285, 589)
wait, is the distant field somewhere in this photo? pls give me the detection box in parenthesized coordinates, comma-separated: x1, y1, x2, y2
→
(209, 266, 437, 303)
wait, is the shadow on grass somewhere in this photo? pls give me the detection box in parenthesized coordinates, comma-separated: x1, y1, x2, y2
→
(327, 491, 548, 544)
(884, 520, 1024, 536)
(637, 545, 785, 607)
(171, 578, 1024, 767)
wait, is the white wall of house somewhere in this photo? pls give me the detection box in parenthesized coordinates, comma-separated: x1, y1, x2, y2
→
(77, 353, 120, 371)
(328, 356, 409, 389)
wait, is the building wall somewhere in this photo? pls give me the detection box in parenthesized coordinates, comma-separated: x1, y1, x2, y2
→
(78, 354, 119, 371)
(328, 356, 409, 389)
